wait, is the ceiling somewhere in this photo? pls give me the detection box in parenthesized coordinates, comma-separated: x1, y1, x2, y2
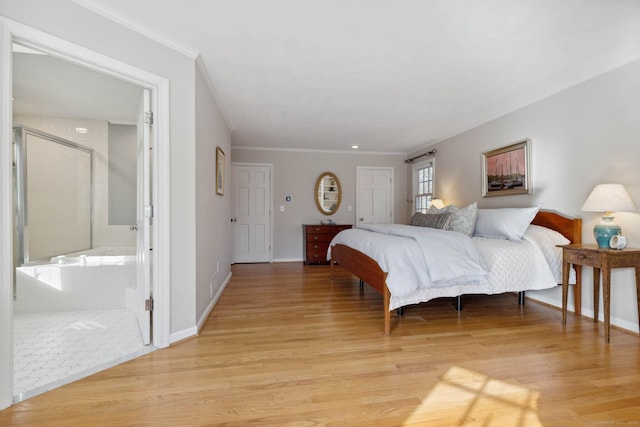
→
(50, 1, 640, 153)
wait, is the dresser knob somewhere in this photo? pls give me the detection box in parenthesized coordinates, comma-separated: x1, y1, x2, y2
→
(314, 236, 318, 240)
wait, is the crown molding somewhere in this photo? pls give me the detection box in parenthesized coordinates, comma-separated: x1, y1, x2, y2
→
(231, 145, 406, 157)
(72, 0, 199, 59)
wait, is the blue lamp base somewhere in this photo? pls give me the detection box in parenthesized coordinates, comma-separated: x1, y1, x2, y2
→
(593, 217, 621, 248)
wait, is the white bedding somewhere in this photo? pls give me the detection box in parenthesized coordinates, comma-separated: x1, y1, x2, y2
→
(328, 223, 573, 310)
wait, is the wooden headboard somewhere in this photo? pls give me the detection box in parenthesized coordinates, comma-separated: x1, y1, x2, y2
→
(531, 210, 582, 244)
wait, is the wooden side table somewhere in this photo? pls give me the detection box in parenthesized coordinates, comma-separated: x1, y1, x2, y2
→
(559, 243, 640, 343)
(302, 224, 352, 265)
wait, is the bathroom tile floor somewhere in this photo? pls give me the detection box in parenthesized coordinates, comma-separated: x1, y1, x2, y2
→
(13, 309, 153, 402)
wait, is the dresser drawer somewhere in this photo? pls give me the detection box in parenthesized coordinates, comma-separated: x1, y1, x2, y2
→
(306, 233, 336, 243)
(307, 241, 329, 251)
(305, 225, 351, 234)
(565, 250, 601, 267)
(305, 248, 328, 263)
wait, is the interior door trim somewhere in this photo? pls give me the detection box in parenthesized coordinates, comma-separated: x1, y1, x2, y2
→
(0, 17, 171, 409)
(231, 162, 273, 263)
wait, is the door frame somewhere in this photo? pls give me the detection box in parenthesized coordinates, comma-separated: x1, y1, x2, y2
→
(0, 17, 171, 408)
(135, 89, 152, 345)
(231, 162, 273, 263)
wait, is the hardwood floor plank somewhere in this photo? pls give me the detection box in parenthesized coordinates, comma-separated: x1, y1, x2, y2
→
(1, 262, 640, 426)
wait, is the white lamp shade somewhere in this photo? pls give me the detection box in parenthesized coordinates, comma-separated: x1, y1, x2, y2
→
(581, 184, 636, 213)
(430, 199, 445, 209)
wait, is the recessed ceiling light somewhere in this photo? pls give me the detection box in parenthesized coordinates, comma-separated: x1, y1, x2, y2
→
(352, 145, 359, 149)
(75, 127, 88, 134)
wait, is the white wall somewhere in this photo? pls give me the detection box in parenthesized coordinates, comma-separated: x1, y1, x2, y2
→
(231, 148, 408, 261)
(14, 115, 136, 251)
(195, 65, 232, 326)
(414, 57, 640, 333)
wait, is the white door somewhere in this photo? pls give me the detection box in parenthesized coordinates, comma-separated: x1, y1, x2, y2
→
(356, 166, 393, 226)
(131, 89, 152, 345)
(232, 163, 272, 263)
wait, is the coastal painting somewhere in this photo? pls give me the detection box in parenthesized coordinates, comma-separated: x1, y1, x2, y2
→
(481, 139, 531, 197)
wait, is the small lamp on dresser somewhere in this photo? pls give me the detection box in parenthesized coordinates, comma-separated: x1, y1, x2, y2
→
(429, 198, 445, 209)
(581, 183, 636, 247)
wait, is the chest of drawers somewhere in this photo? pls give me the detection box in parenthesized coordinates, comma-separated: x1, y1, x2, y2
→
(303, 224, 352, 265)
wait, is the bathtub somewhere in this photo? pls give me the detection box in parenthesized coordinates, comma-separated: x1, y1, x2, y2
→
(52, 246, 137, 266)
(14, 246, 137, 314)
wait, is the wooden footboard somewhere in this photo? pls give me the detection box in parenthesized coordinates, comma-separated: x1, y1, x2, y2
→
(330, 244, 391, 334)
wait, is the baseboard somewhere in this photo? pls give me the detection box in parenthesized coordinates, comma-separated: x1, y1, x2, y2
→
(273, 258, 303, 263)
(527, 293, 639, 334)
(527, 293, 566, 312)
(170, 272, 232, 344)
(196, 271, 232, 333)
(170, 326, 198, 344)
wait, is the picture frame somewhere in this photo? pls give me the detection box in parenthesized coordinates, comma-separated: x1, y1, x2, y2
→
(216, 146, 225, 196)
(481, 139, 531, 197)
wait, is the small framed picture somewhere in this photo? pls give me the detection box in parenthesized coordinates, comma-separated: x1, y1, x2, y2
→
(216, 146, 225, 196)
(481, 139, 531, 197)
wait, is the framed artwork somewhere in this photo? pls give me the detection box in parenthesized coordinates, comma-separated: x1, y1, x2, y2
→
(481, 139, 531, 197)
(216, 146, 225, 196)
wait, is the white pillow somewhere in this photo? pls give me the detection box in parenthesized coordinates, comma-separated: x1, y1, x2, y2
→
(524, 224, 570, 282)
(473, 206, 540, 241)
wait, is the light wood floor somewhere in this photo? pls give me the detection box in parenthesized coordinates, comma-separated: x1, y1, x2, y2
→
(2, 262, 640, 426)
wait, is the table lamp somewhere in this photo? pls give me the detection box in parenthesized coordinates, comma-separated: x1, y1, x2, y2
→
(430, 198, 445, 209)
(581, 184, 636, 247)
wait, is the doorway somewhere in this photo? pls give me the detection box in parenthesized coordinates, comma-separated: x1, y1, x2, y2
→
(1, 21, 170, 409)
(11, 43, 152, 402)
(232, 163, 273, 263)
(356, 166, 394, 226)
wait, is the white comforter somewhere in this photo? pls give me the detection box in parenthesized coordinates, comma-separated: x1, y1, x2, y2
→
(328, 224, 564, 310)
(328, 224, 488, 296)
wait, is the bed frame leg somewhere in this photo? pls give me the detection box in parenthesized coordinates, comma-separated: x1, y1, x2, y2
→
(359, 279, 364, 289)
(455, 295, 464, 311)
(518, 291, 526, 305)
(397, 307, 404, 316)
(384, 287, 391, 335)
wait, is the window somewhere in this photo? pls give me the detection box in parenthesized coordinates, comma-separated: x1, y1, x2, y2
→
(413, 160, 434, 213)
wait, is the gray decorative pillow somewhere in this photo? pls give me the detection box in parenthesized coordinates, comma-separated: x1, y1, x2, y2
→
(409, 212, 453, 229)
(427, 202, 478, 236)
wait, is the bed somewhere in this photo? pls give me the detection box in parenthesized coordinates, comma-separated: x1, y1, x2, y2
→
(329, 209, 582, 335)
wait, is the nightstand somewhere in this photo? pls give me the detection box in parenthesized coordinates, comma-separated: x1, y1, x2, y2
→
(559, 243, 640, 343)
(302, 224, 352, 265)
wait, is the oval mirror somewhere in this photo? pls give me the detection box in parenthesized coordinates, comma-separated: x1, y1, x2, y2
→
(314, 172, 342, 215)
